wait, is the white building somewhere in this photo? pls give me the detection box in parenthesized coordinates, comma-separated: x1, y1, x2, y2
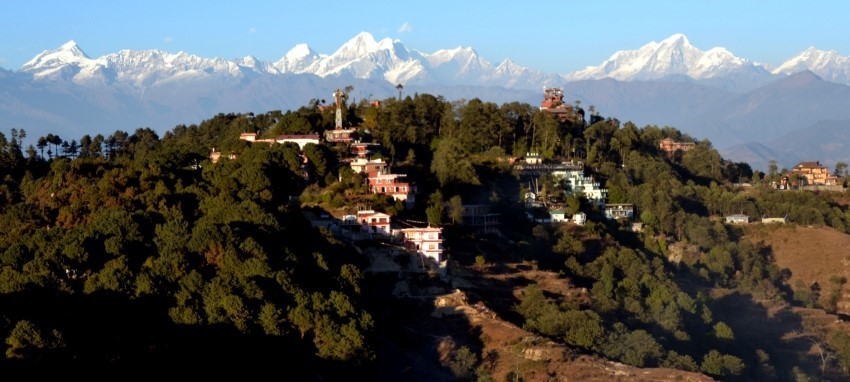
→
(553, 168, 607, 206)
(604, 204, 634, 220)
(356, 210, 392, 236)
(550, 209, 568, 222)
(350, 158, 388, 175)
(573, 212, 587, 226)
(397, 227, 444, 263)
(239, 132, 320, 150)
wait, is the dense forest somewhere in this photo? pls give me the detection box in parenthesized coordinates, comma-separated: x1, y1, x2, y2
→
(2, 92, 850, 380)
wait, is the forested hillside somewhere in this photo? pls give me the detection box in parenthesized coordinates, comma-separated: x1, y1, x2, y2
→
(2, 93, 850, 380)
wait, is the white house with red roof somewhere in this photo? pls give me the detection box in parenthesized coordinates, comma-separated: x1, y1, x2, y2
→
(356, 209, 392, 236)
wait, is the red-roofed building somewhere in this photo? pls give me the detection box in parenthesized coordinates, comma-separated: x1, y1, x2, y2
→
(349, 142, 382, 158)
(540, 87, 579, 123)
(368, 172, 415, 207)
(356, 210, 392, 236)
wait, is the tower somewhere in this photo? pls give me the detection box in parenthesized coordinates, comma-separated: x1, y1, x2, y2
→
(334, 88, 344, 129)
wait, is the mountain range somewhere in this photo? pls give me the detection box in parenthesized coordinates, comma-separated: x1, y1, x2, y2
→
(4, 32, 850, 170)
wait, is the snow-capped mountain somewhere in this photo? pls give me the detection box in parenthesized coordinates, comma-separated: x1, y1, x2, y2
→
(18, 32, 557, 91)
(21, 40, 280, 88)
(773, 47, 850, 85)
(296, 32, 427, 84)
(9, 31, 850, 171)
(20, 32, 850, 94)
(274, 44, 323, 73)
(564, 34, 772, 82)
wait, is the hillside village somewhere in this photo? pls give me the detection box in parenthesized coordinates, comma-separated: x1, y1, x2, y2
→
(215, 86, 849, 270)
(4, 84, 850, 380)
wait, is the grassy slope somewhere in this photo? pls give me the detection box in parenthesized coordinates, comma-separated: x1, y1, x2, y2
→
(746, 224, 850, 293)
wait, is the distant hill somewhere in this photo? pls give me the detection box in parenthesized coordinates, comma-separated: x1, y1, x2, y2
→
(685, 71, 850, 149)
(722, 119, 850, 170)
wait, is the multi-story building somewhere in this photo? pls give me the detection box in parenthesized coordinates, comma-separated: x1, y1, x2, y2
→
(539, 87, 580, 123)
(356, 210, 391, 236)
(350, 158, 388, 175)
(397, 227, 443, 263)
(553, 168, 608, 206)
(789, 161, 839, 186)
(604, 204, 635, 220)
(368, 172, 415, 207)
(461, 204, 500, 232)
(349, 142, 382, 158)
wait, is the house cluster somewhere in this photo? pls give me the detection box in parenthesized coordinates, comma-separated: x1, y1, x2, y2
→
(519, 151, 637, 228)
(325, 209, 443, 265)
(347, 157, 416, 208)
(553, 165, 608, 206)
(774, 161, 840, 189)
(210, 88, 381, 163)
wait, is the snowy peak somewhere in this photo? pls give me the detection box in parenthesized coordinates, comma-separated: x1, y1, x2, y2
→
(426, 46, 478, 67)
(19, 32, 850, 92)
(660, 33, 690, 46)
(334, 31, 380, 59)
(284, 43, 316, 61)
(299, 31, 427, 83)
(774, 47, 850, 84)
(565, 33, 768, 82)
(22, 40, 92, 73)
(275, 43, 322, 73)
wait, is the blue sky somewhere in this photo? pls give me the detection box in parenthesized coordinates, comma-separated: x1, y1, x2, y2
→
(2, 0, 849, 74)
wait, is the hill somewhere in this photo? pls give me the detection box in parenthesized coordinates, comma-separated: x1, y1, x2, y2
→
(747, 224, 850, 312)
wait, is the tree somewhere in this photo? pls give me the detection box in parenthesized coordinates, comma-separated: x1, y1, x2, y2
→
(829, 330, 850, 374)
(431, 138, 480, 187)
(36, 136, 47, 159)
(396, 83, 403, 100)
(425, 190, 445, 227)
(562, 310, 604, 349)
(448, 195, 464, 224)
(700, 350, 745, 377)
(768, 159, 779, 181)
(835, 162, 848, 179)
(5, 320, 65, 360)
(66, 139, 79, 158)
(450, 346, 478, 379)
(713, 321, 735, 341)
(474, 255, 486, 271)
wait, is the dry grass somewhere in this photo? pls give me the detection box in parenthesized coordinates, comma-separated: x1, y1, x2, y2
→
(747, 224, 850, 289)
